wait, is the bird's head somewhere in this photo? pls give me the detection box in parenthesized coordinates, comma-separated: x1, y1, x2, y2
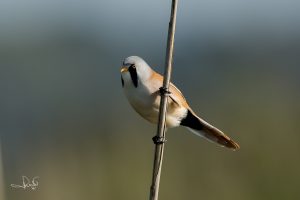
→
(120, 56, 153, 87)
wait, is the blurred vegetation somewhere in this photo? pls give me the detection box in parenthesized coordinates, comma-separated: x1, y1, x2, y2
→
(1, 0, 300, 200)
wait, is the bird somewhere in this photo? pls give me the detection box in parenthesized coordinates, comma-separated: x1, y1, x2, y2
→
(120, 56, 240, 150)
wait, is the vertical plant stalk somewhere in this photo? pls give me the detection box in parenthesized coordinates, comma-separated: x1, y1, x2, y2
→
(149, 1, 178, 200)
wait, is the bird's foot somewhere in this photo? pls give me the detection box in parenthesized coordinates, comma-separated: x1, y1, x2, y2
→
(152, 135, 167, 144)
(159, 87, 171, 96)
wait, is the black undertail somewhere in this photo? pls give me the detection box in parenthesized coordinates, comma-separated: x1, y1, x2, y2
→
(180, 110, 204, 130)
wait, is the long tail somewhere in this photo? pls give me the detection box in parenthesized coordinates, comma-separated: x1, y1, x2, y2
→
(180, 110, 240, 150)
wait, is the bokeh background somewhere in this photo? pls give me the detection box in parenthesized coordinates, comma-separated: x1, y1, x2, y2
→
(1, 0, 300, 199)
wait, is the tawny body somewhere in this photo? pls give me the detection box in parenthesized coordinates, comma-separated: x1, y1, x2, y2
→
(123, 70, 187, 127)
(121, 56, 240, 150)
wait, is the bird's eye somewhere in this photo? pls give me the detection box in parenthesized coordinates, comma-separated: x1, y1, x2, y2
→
(130, 64, 136, 69)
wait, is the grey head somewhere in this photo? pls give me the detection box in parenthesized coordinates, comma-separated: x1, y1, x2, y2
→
(121, 56, 153, 87)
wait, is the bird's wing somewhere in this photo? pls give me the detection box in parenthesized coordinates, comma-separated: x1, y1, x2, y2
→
(169, 82, 189, 108)
(150, 71, 189, 109)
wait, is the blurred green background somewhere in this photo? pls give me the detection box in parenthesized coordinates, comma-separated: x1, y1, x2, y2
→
(1, 0, 300, 199)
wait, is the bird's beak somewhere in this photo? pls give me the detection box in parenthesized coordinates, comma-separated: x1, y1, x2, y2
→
(120, 66, 129, 73)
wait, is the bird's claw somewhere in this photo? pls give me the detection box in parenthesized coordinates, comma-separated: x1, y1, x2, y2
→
(152, 135, 167, 144)
(159, 87, 171, 96)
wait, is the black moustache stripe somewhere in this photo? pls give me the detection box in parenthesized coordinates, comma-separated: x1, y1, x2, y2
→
(128, 65, 138, 88)
(121, 75, 124, 87)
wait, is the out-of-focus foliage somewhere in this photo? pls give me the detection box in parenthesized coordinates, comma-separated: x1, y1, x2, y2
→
(1, 0, 300, 199)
